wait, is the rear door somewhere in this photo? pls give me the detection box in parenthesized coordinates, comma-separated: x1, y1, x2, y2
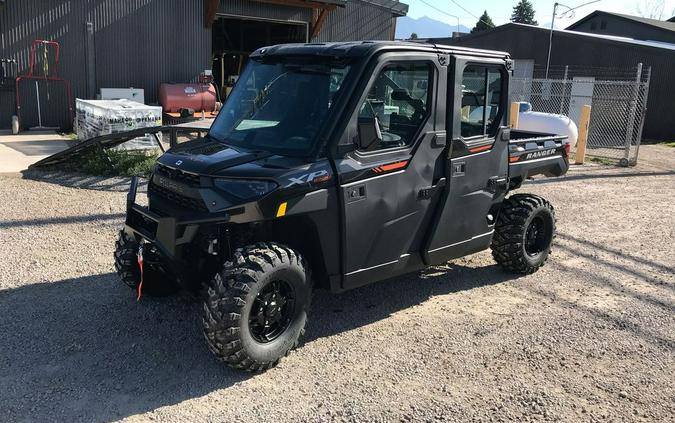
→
(334, 53, 448, 290)
(423, 56, 510, 264)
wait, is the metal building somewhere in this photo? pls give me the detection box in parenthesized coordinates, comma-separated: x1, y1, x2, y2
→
(0, 0, 407, 130)
(566, 11, 675, 44)
(430, 23, 675, 141)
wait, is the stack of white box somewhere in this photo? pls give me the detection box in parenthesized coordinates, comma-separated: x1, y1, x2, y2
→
(75, 99, 162, 149)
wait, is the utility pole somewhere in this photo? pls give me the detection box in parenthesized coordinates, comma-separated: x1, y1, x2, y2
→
(545, 3, 559, 79)
(545, 0, 601, 79)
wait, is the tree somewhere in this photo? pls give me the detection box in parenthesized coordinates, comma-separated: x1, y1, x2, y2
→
(410, 32, 418, 39)
(470, 11, 495, 33)
(511, 0, 538, 25)
(635, 0, 665, 19)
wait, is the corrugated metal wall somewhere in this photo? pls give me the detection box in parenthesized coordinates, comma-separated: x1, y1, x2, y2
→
(219, 0, 396, 42)
(1, 0, 399, 130)
(1, 0, 210, 129)
(434, 25, 675, 141)
(220, 0, 312, 23)
(91, 0, 210, 96)
(1, 0, 84, 129)
(316, 0, 394, 42)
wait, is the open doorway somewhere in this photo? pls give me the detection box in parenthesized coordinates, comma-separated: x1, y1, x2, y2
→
(211, 16, 308, 100)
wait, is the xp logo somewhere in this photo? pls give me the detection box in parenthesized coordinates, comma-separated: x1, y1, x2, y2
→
(175, 160, 183, 166)
(287, 170, 330, 187)
(525, 149, 556, 160)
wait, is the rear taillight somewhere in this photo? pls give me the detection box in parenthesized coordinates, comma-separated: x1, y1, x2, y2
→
(564, 142, 571, 156)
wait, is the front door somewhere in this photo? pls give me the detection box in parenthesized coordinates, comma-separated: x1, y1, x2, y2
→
(335, 53, 447, 290)
(423, 57, 510, 264)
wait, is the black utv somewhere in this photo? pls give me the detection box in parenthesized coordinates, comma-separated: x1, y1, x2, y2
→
(116, 41, 570, 371)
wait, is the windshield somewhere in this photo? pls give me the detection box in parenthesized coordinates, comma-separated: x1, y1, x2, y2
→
(208, 59, 351, 156)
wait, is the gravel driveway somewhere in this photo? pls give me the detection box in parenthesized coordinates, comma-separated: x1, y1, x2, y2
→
(0, 146, 673, 422)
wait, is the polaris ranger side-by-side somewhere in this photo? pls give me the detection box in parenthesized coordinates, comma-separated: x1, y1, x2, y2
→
(115, 41, 570, 371)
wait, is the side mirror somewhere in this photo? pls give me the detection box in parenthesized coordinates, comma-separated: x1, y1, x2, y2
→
(357, 116, 382, 151)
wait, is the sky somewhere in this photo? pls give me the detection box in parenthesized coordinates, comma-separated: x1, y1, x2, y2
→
(403, 0, 675, 29)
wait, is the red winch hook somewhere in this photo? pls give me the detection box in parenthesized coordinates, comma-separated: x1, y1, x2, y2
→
(136, 244, 144, 302)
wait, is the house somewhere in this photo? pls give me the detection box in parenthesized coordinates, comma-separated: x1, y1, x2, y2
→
(566, 10, 675, 44)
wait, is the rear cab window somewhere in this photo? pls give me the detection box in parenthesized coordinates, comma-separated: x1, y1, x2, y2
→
(460, 65, 503, 139)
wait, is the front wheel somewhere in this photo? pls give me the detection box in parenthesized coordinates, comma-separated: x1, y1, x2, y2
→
(202, 242, 312, 371)
(491, 194, 556, 274)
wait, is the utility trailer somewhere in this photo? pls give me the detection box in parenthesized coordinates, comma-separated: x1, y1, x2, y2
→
(115, 41, 570, 371)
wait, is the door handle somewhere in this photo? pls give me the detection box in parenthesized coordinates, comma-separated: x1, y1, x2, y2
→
(418, 178, 446, 200)
(346, 185, 366, 203)
(487, 177, 508, 194)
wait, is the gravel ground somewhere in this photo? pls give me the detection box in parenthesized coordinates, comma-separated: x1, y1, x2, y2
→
(0, 145, 673, 422)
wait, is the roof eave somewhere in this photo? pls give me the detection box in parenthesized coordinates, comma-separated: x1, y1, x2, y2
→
(360, 0, 408, 17)
(249, 0, 347, 9)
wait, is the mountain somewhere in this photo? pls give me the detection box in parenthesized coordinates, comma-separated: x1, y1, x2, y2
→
(395, 16, 471, 39)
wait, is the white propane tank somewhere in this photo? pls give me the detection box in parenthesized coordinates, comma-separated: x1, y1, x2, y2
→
(517, 102, 578, 146)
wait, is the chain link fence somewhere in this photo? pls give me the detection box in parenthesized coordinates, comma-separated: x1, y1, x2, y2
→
(510, 64, 651, 166)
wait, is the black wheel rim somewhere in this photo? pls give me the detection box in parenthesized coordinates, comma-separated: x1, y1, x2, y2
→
(525, 216, 549, 256)
(248, 280, 295, 343)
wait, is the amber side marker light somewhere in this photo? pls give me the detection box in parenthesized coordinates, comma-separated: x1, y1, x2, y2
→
(276, 202, 287, 217)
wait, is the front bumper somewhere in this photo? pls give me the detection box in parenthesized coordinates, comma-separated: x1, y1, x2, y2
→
(124, 176, 230, 260)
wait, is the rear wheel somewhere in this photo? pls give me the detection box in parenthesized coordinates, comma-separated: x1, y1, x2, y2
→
(113, 230, 180, 296)
(491, 194, 556, 274)
(202, 242, 311, 371)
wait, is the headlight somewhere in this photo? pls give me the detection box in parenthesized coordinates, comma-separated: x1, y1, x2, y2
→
(213, 178, 278, 200)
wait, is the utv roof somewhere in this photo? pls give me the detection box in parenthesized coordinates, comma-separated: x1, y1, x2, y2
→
(250, 40, 510, 60)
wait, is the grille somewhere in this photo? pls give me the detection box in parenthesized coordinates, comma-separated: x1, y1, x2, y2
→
(154, 163, 201, 187)
(148, 181, 208, 212)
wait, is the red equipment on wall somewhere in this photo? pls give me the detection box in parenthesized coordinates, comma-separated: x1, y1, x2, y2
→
(15, 40, 74, 130)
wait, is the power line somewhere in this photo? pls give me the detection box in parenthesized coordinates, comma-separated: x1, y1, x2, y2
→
(555, 0, 602, 19)
(417, 0, 460, 32)
(448, 0, 495, 27)
(418, 0, 457, 19)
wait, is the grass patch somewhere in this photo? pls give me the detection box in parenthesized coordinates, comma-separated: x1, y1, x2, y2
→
(58, 148, 160, 177)
(660, 141, 675, 148)
(590, 157, 615, 166)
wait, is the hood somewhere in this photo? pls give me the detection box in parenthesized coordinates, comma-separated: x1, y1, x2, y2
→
(157, 136, 273, 174)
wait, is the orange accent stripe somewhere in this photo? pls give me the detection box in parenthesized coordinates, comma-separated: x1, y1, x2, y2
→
(379, 160, 409, 172)
(312, 174, 332, 183)
(468, 144, 492, 153)
(509, 156, 520, 163)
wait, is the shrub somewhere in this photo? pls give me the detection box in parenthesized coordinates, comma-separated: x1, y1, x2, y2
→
(59, 149, 160, 177)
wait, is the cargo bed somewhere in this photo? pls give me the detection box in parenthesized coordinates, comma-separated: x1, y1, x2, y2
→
(507, 129, 570, 189)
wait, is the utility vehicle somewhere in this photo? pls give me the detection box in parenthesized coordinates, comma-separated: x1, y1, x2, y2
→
(116, 41, 570, 371)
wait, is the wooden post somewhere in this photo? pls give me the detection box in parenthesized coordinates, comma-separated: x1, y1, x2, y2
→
(509, 102, 520, 129)
(575, 105, 592, 165)
(310, 7, 332, 40)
